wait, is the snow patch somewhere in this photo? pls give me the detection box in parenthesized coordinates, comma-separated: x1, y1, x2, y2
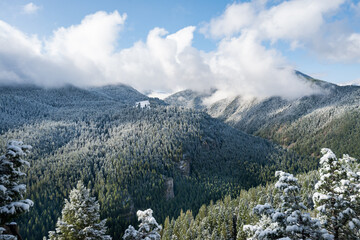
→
(135, 100, 150, 109)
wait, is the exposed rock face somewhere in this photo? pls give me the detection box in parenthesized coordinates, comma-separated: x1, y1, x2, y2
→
(178, 160, 190, 176)
(117, 195, 135, 221)
(165, 177, 174, 200)
(178, 154, 191, 176)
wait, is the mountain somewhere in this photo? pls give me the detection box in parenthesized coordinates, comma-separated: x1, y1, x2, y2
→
(0, 84, 311, 239)
(164, 89, 214, 110)
(0, 84, 156, 132)
(165, 72, 360, 158)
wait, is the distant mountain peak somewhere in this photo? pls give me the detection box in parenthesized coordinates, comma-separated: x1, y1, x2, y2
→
(294, 70, 314, 80)
(295, 70, 337, 90)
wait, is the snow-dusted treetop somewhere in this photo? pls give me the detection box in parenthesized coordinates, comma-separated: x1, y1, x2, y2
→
(46, 181, 111, 240)
(123, 208, 162, 240)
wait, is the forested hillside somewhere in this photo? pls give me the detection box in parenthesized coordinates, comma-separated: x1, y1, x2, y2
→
(160, 170, 320, 240)
(0, 84, 154, 132)
(162, 148, 360, 239)
(166, 73, 360, 159)
(0, 85, 313, 239)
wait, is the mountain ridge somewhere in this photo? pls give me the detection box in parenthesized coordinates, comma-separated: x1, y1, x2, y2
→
(165, 72, 360, 158)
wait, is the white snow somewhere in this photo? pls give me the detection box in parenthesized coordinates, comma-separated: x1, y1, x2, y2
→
(245, 170, 331, 239)
(0, 185, 7, 193)
(135, 100, 150, 109)
(123, 208, 161, 240)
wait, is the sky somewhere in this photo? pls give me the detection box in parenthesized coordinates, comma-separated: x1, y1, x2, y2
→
(0, 0, 360, 99)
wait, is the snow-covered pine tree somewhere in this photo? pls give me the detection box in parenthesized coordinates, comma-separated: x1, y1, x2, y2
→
(244, 171, 332, 240)
(123, 209, 162, 240)
(0, 141, 32, 232)
(45, 181, 111, 240)
(275, 171, 332, 240)
(313, 148, 360, 239)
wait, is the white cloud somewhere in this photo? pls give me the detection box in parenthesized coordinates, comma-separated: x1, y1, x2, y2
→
(44, 11, 127, 86)
(111, 26, 213, 93)
(203, 0, 345, 42)
(0, 9, 320, 99)
(200, 2, 256, 39)
(205, 31, 317, 99)
(257, 0, 344, 43)
(147, 91, 173, 99)
(0, 11, 127, 87)
(203, 0, 360, 64)
(314, 33, 360, 62)
(23, 2, 40, 14)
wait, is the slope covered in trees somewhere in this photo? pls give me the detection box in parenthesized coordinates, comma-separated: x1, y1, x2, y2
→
(165, 73, 360, 159)
(162, 149, 360, 240)
(0, 85, 313, 239)
(160, 170, 319, 240)
(0, 84, 155, 133)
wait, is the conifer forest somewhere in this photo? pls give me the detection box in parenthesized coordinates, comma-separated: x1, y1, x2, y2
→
(1, 82, 360, 239)
(1, 1, 360, 239)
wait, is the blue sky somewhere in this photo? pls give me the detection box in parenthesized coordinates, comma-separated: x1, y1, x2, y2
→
(0, 0, 229, 50)
(0, 0, 360, 98)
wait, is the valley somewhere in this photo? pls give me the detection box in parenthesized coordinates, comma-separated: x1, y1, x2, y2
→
(0, 84, 313, 239)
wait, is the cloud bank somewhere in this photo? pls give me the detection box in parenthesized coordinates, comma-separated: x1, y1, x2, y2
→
(1, 0, 359, 99)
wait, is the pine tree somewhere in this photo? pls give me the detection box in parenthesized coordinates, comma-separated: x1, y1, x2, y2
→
(313, 148, 360, 239)
(244, 171, 331, 240)
(45, 181, 111, 240)
(160, 217, 172, 240)
(0, 141, 33, 225)
(122, 209, 161, 240)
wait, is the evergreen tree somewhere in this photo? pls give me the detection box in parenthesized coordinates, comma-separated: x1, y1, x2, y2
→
(45, 181, 111, 240)
(123, 209, 161, 240)
(244, 171, 331, 240)
(0, 141, 33, 225)
(313, 148, 360, 239)
(0, 140, 32, 240)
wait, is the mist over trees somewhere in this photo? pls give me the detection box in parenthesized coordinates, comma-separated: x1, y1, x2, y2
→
(0, 85, 319, 239)
(1, 85, 360, 239)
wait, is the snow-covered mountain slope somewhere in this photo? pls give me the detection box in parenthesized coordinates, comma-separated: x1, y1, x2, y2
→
(0, 83, 314, 239)
(89, 84, 150, 103)
(0, 84, 159, 131)
(165, 73, 360, 157)
(0, 84, 150, 107)
(164, 89, 214, 110)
